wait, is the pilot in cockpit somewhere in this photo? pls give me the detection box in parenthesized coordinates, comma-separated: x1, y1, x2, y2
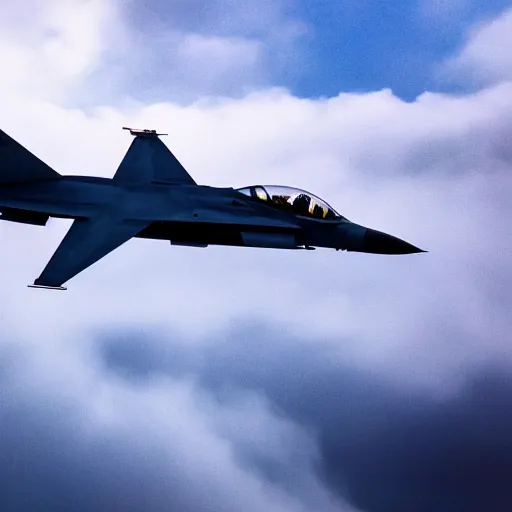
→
(292, 193, 311, 216)
(311, 203, 324, 219)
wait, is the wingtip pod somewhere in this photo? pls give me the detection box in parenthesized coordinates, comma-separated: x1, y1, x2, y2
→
(122, 127, 168, 138)
(27, 284, 67, 291)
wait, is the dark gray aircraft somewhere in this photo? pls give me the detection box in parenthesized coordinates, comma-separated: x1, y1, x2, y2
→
(0, 127, 425, 290)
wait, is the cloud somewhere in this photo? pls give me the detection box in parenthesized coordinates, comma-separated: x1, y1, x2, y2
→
(1, 1, 512, 511)
(0, 85, 511, 390)
(3, 322, 509, 512)
(0, 0, 126, 103)
(0, 0, 306, 104)
(120, 0, 307, 102)
(128, 32, 267, 101)
(0, 329, 354, 512)
(441, 7, 512, 86)
(97, 326, 512, 512)
(5, 318, 512, 512)
(125, 0, 299, 37)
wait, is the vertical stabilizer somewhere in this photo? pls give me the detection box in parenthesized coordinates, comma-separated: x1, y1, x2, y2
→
(0, 129, 61, 183)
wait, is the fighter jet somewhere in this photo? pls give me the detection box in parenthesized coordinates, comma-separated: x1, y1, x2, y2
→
(0, 127, 425, 290)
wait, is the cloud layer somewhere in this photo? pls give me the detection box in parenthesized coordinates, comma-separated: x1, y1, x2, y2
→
(3, 323, 512, 512)
(100, 327, 512, 512)
(1, 1, 511, 511)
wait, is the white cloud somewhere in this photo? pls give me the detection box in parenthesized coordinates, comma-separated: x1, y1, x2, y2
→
(0, 0, 303, 105)
(174, 33, 264, 94)
(106, 0, 306, 103)
(1, 1, 512, 509)
(0, 0, 126, 102)
(442, 7, 512, 86)
(1, 81, 511, 371)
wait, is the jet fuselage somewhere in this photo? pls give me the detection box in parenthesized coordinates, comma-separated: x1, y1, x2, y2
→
(0, 126, 424, 289)
(0, 176, 359, 250)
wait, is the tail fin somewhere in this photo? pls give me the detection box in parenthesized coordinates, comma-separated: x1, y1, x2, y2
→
(0, 129, 61, 183)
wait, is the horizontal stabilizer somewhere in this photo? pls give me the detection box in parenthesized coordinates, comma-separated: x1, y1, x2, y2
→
(113, 128, 196, 185)
(32, 214, 151, 288)
(0, 129, 61, 183)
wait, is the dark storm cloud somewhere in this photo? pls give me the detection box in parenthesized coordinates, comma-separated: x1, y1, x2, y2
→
(0, 326, 339, 512)
(99, 323, 512, 512)
(0, 364, 194, 512)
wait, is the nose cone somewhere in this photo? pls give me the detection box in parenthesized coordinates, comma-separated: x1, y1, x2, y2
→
(363, 228, 425, 254)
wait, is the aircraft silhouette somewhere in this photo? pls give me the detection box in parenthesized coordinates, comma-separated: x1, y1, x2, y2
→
(0, 127, 425, 290)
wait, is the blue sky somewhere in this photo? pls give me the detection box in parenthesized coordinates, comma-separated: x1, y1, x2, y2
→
(124, 0, 512, 101)
(291, 0, 512, 99)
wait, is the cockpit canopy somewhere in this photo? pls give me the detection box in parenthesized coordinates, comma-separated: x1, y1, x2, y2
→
(236, 185, 345, 221)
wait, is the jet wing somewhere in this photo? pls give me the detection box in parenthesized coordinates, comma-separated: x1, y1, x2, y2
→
(29, 214, 151, 289)
(113, 128, 196, 186)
